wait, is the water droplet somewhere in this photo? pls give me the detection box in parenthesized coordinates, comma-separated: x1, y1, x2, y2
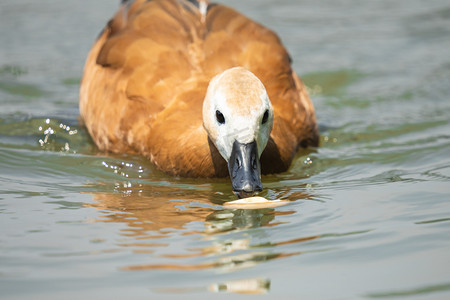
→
(304, 157, 313, 165)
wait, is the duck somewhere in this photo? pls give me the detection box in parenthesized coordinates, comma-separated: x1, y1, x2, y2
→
(79, 0, 319, 198)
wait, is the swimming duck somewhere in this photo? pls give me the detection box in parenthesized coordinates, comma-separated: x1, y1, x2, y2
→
(79, 0, 319, 198)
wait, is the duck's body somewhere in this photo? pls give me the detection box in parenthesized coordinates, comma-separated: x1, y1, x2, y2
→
(80, 0, 318, 193)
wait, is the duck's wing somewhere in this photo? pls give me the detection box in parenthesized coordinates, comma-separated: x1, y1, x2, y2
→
(80, 0, 207, 155)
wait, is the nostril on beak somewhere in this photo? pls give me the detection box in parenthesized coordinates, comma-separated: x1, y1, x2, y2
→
(251, 155, 257, 170)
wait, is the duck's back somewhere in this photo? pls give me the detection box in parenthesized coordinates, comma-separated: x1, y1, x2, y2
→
(80, 0, 319, 177)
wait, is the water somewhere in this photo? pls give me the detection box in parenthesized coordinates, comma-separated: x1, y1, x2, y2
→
(1, 0, 450, 299)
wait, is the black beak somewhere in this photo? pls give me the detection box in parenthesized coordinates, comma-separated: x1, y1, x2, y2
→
(228, 140, 262, 198)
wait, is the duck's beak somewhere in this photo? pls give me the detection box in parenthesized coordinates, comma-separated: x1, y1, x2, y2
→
(228, 140, 262, 198)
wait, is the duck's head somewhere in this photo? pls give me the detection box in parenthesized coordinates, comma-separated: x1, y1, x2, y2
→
(203, 67, 274, 198)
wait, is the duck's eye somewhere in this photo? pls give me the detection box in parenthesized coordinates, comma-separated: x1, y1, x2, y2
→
(216, 110, 225, 124)
(262, 109, 269, 124)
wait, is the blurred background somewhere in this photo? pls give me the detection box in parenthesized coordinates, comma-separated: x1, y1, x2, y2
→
(1, 0, 449, 299)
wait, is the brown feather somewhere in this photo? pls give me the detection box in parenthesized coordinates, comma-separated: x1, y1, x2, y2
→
(79, 0, 319, 177)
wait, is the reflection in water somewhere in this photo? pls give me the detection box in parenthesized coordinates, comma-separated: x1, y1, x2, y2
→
(123, 250, 300, 272)
(209, 277, 271, 294)
(154, 277, 271, 295)
(87, 189, 216, 235)
(84, 177, 319, 293)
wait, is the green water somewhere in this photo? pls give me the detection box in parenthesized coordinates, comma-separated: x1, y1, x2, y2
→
(1, 0, 450, 299)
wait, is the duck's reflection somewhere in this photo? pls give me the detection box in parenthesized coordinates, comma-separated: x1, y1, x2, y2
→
(85, 180, 319, 293)
(154, 277, 271, 295)
(87, 187, 216, 236)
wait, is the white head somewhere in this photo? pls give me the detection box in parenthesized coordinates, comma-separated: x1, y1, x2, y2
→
(203, 67, 273, 197)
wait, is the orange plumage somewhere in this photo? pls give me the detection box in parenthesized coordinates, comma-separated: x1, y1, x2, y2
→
(80, 0, 318, 182)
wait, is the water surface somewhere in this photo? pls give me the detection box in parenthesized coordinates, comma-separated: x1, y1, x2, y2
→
(1, 0, 450, 299)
